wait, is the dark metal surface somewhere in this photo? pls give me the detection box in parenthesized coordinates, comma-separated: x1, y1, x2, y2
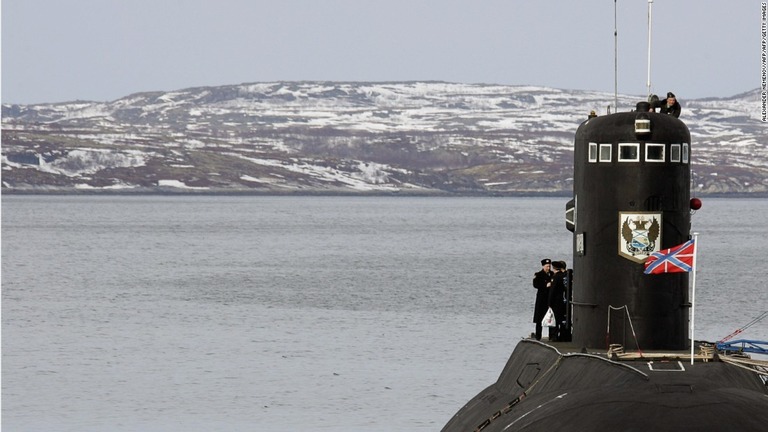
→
(441, 109, 768, 432)
(442, 340, 768, 431)
(571, 112, 692, 350)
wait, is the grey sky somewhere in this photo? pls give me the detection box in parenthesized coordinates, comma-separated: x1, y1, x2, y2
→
(1, 0, 762, 104)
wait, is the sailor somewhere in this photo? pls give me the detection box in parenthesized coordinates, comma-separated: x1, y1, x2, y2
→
(549, 261, 568, 342)
(649, 91, 681, 118)
(659, 92, 681, 117)
(532, 258, 553, 341)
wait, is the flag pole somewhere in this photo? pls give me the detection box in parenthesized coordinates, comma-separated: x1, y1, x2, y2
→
(690, 232, 699, 365)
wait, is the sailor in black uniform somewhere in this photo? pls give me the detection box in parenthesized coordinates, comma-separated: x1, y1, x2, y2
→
(549, 260, 568, 342)
(649, 91, 681, 118)
(532, 258, 553, 341)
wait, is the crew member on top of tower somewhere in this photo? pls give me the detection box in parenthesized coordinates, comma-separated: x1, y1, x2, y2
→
(649, 92, 681, 118)
(532, 258, 553, 341)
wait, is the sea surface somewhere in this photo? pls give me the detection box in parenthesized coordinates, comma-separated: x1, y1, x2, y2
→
(2, 195, 766, 431)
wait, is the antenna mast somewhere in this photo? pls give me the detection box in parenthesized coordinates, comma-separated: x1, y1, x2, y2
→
(614, 0, 618, 111)
(646, 0, 654, 96)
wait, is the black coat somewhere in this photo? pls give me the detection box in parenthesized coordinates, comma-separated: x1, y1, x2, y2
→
(532, 269, 553, 323)
(659, 101, 681, 118)
(549, 271, 567, 322)
(651, 98, 681, 118)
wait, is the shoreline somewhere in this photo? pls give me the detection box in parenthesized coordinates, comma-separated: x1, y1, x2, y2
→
(2, 189, 766, 198)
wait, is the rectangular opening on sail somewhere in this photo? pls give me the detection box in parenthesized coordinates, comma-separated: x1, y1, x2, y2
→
(589, 142, 598, 163)
(645, 143, 665, 162)
(599, 144, 612, 162)
(618, 143, 640, 162)
(670, 144, 681, 162)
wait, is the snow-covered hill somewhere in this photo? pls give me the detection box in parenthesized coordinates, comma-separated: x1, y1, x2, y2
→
(2, 82, 766, 195)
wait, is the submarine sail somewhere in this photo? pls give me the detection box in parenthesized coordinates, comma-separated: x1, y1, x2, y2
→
(569, 105, 692, 350)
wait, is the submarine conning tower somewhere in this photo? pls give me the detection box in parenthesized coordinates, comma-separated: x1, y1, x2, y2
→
(566, 101, 692, 351)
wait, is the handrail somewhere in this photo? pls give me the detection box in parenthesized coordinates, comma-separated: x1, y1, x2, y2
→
(571, 301, 598, 307)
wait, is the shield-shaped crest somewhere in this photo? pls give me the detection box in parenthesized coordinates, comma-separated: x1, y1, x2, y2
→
(618, 212, 661, 262)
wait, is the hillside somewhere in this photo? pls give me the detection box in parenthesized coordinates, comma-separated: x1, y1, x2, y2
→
(2, 82, 766, 195)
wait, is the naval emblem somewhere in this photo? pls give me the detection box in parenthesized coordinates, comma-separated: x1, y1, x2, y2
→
(619, 212, 661, 262)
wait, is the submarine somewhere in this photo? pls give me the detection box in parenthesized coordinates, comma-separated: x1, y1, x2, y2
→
(440, 103, 768, 431)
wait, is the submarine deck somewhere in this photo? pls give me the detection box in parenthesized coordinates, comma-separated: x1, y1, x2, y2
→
(533, 336, 724, 361)
(442, 338, 768, 432)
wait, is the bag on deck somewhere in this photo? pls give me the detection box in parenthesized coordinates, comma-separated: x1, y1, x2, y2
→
(542, 307, 556, 327)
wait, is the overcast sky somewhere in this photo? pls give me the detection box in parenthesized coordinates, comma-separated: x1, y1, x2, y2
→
(1, 0, 762, 104)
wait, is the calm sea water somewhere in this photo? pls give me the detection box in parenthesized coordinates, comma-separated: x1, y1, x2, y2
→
(2, 196, 766, 431)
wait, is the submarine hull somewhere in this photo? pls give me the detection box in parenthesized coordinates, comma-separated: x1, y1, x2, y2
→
(442, 102, 768, 430)
(442, 340, 768, 431)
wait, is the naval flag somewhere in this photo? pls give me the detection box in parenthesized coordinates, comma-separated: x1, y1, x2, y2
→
(644, 239, 696, 274)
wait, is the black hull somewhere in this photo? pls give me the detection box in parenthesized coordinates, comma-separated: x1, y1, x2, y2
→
(443, 97, 767, 430)
(442, 339, 768, 431)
